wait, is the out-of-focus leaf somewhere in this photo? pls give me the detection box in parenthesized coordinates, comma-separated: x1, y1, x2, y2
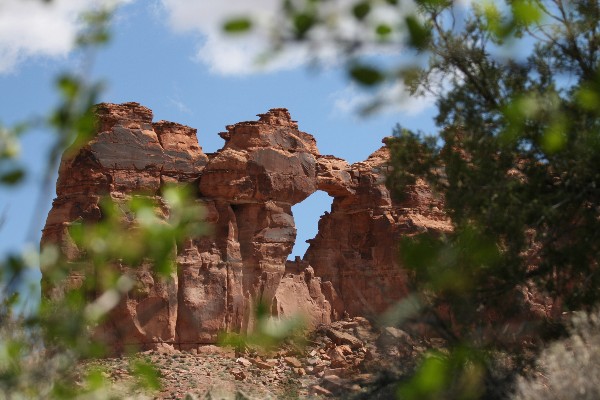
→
(481, 1, 503, 37)
(5, 255, 25, 277)
(576, 87, 600, 111)
(255, 300, 269, 319)
(398, 67, 423, 92)
(77, 9, 112, 47)
(379, 294, 423, 327)
(399, 348, 485, 400)
(223, 18, 253, 34)
(349, 64, 385, 86)
(51, 381, 79, 399)
(405, 15, 431, 49)
(500, 94, 541, 144)
(0, 128, 21, 159)
(397, 353, 449, 399)
(293, 12, 315, 38)
(511, 0, 543, 26)
(56, 75, 80, 102)
(542, 119, 567, 153)
(85, 367, 109, 391)
(72, 110, 97, 146)
(352, 2, 371, 20)
(0, 169, 25, 185)
(131, 359, 161, 391)
(153, 257, 175, 278)
(415, 0, 450, 7)
(376, 23, 392, 37)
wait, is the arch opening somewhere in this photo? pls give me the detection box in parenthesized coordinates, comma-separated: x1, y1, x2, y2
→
(289, 190, 334, 261)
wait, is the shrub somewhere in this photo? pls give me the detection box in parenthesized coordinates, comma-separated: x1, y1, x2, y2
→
(513, 310, 600, 400)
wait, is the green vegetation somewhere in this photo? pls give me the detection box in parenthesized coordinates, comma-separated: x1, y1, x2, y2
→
(222, 0, 599, 397)
(391, 1, 600, 396)
(0, 0, 598, 398)
(0, 5, 207, 398)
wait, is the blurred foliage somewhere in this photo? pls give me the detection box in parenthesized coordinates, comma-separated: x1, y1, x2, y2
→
(39, 186, 206, 356)
(393, 1, 599, 397)
(398, 347, 486, 400)
(0, 3, 208, 398)
(219, 300, 307, 353)
(0, 0, 598, 398)
(0, 120, 28, 187)
(390, 0, 599, 327)
(224, 0, 600, 398)
(223, 17, 254, 34)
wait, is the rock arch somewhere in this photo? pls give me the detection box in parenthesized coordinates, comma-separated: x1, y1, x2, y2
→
(41, 102, 451, 351)
(289, 190, 334, 260)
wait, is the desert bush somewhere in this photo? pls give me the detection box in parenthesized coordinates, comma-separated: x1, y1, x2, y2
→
(513, 310, 600, 400)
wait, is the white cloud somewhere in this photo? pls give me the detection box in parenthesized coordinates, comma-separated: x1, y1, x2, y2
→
(332, 81, 437, 117)
(159, 0, 412, 76)
(0, 0, 130, 74)
(158, 0, 304, 75)
(168, 96, 191, 114)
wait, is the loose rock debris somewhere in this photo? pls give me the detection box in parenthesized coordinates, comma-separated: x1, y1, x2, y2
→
(83, 316, 442, 399)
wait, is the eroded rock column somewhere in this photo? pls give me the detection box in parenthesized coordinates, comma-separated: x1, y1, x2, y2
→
(42, 102, 209, 351)
(189, 109, 320, 341)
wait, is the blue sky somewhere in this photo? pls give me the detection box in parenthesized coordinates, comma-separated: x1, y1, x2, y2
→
(0, 1, 439, 279)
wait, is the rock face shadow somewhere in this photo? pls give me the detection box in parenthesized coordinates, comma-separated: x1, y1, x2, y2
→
(41, 102, 451, 352)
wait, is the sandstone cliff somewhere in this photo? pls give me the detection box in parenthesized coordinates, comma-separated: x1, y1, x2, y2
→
(42, 102, 451, 351)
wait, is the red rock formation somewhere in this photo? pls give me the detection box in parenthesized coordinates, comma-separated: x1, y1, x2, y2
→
(176, 108, 323, 347)
(43, 102, 209, 351)
(307, 146, 451, 318)
(41, 102, 450, 351)
(274, 262, 333, 328)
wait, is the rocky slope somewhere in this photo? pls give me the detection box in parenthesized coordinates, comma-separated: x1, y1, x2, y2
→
(83, 315, 436, 399)
(41, 102, 451, 352)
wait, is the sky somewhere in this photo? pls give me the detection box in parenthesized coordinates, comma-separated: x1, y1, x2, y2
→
(0, 0, 440, 296)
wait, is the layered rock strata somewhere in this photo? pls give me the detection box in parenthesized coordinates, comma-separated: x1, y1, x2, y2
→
(42, 102, 450, 351)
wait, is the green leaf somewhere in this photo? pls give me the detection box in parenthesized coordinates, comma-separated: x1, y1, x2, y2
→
(352, 2, 371, 20)
(154, 256, 176, 278)
(132, 359, 161, 391)
(576, 87, 600, 111)
(481, 1, 504, 37)
(0, 169, 24, 185)
(85, 368, 108, 391)
(542, 120, 567, 153)
(376, 23, 392, 37)
(0, 130, 21, 159)
(56, 75, 81, 101)
(293, 13, 315, 38)
(349, 64, 385, 86)
(223, 18, 253, 34)
(398, 67, 422, 90)
(405, 15, 431, 49)
(397, 353, 450, 399)
(76, 10, 112, 46)
(511, 0, 543, 26)
(415, 0, 450, 5)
